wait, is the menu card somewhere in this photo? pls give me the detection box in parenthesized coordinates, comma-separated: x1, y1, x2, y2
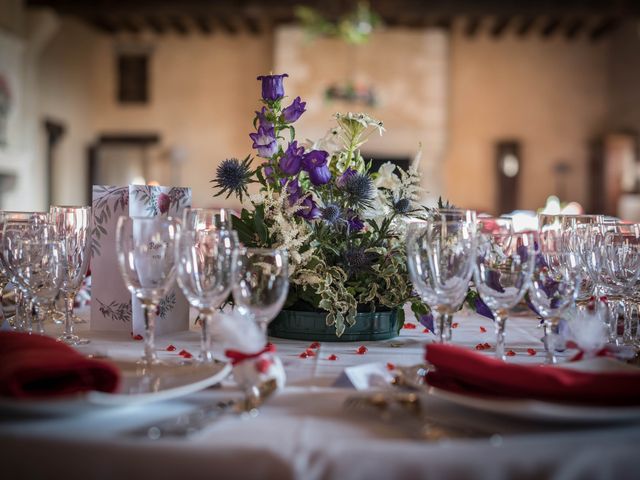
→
(90, 185, 191, 335)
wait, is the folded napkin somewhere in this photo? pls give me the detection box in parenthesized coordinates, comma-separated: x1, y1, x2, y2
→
(0, 332, 120, 399)
(425, 344, 640, 406)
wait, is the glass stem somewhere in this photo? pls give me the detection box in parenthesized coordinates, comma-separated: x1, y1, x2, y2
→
(15, 288, 24, 331)
(543, 319, 557, 364)
(142, 303, 158, 364)
(199, 312, 214, 363)
(434, 312, 446, 343)
(63, 292, 75, 338)
(442, 312, 453, 343)
(623, 301, 633, 345)
(35, 304, 45, 336)
(494, 309, 507, 361)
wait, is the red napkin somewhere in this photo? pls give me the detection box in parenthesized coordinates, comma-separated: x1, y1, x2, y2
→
(0, 332, 120, 399)
(425, 344, 640, 406)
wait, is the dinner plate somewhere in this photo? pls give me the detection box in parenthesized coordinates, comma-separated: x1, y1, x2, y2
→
(428, 358, 640, 424)
(0, 360, 231, 416)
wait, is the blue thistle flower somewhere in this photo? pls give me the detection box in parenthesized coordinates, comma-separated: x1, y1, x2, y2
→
(343, 246, 376, 276)
(343, 173, 374, 209)
(211, 155, 254, 201)
(393, 198, 411, 214)
(321, 204, 341, 224)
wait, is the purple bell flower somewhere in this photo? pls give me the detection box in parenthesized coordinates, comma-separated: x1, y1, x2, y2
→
(279, 141, 305, 176)
(297, 195, 320, 220)
(282, 96, 306, 123)
(346, 210, 365, 232)
(255, 107, 273, 129)
(419, 313, 435, 333)
(284, 178, 302, 205)
(474, 297, 494, 320)
(302, 150, 329, 170)
(249, 126, 277, 158)
(308, 164, 332, 186)
(336, 168, 357, 188)
(256, 74, 288, 102)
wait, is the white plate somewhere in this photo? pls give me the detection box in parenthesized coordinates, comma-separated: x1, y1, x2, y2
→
(0, 360, 231, 416)
(429, 358, 640, 424)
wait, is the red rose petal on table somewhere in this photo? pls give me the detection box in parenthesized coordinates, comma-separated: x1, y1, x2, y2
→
(403, 323, 417, 329)
(527, 348, 537, 356)
(309, 342, 320, 349)
(480, 326, 487, 333)
(132, 334, 143, 341)
(452, 323, 459, 329)
(305, 349, 316, 357)
(422, 328, 430, 334)
(299, 352, 308, 359)
(181, 352, 193, 359)
(506, 350, 516, 357)
(178, 349, 189, 356)
(483, 343, 491, 349)
(327, 354, 338, 361)
(356, 345, 368, 355)
(166, 345, 176, 352)
(386, 362, 395, 371)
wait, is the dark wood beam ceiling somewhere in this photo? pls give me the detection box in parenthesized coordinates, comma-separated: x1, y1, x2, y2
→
(26, 0, 638, 40)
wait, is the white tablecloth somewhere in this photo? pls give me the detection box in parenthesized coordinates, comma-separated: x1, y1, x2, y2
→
(2, 309, 640, 480)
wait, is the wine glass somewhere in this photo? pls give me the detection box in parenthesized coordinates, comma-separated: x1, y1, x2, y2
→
(0, 212, 49, 331)
(176, 229, 237, 363)
(474, 226, 536, 360)
(232, 248, 289, 335)
(406, 220, 476, 343)
(430, 208, 477, 224)
(50, 206, 92, 345)
(529, 230, 581, 364)
(116, 216, 179, 365)
(182, 208, 234, 232)
(13, 237, 64, 335)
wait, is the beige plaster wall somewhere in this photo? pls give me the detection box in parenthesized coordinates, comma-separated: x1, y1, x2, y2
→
(446, 26, 610, 213)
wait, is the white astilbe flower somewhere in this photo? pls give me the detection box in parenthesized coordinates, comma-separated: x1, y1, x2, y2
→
(260, 188, 315, 272)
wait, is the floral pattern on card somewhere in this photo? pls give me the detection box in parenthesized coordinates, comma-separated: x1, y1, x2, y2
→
(96, 298, 132, 324)
(92, 186, 129, 257)
(132, 186, 190, 217)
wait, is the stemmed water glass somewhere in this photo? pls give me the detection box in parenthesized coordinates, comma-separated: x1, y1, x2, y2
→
(117, 216, 180, 365)
(50, 206, 92, 345)
(603, 224, 640, 346)
(528, 228, 581, 364)
(1, 212, 49, 331)
(474, 224, 536, 360)
(182, 208, 234, 232)
(13, 237, 64, 335)
(406, 220, 477, 343)
(232, 248, 289, 336)
(176, 228, 237, 363)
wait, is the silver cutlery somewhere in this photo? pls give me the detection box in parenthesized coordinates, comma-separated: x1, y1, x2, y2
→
(126, 378, 277, 440)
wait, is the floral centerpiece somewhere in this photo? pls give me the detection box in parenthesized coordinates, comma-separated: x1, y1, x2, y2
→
(212, 73, 440, 339)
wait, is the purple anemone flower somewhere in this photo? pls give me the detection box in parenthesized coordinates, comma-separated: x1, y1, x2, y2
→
(296, 195, 320, 220)
(308, 164, 332, 186)
(249, 126, 277, 158)
(282, 96, 306, 123)
(257, 74, 288, 102)
(283, 178, 302, 205)
(279, 141, 305, 176)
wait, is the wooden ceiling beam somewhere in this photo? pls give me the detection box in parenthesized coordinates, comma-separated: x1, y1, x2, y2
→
(541, 18, 562, 38)
(490, 17, 510, 38)
(589, 17, 619, 41)
(146, 16, 166, 35)
(216, 16, 238, 35)
(244, 16, 262, 35)
(564, 18, 584, 40)
(169, 16, 189, 35)
(516, 17, 536, 37)
(464, 16, 481, 38)
(194, 16, 213, 35)
(90, 16, 119, 34)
